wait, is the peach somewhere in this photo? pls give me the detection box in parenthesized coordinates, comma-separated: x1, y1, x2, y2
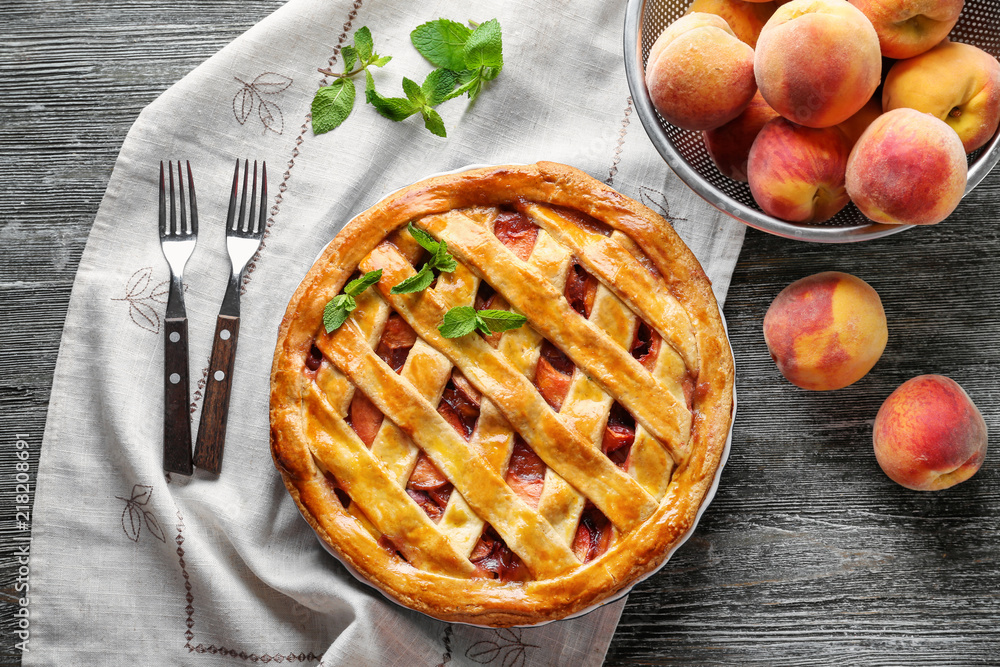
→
(686, 0, 777, 47)
(645, 14, 757, 131)
(747, 117, 851, 222)
(883, 41, 1000, 153)
(836, 94, 882, 148)
(846, 108, 967, 225)
(755, 0, 882, 128)
(873, 375, 987, 491)
(704, 91, 781, 181)
(763, 271, 887, 391)
(849, 0, 963, 59)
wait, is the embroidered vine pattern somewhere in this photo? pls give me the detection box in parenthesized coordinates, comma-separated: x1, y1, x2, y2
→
(639, 186, 687, 227)
(606, 96, 633, 186)
(190, 367, 209, 415)
(436, 624, 454, 666)
(175, 510, 323, 661)
(112, 267, 169, 334)
(233, 72, 294, 135)
(466, 628, 539, 667)
(117, 484, 166, 543)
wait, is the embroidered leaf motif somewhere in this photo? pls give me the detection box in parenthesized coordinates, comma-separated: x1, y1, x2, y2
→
(123, 503, 142, 542)
(113, 267, 170, 334)
(232, 72, 292, 135)
(258, 96, 285, 135)
(466, 629, 537, 667)
(234, 86, 256, 125)
(130, 484, 153, 505)
(251, 72, 293, 95)
(117, 484, 166, 543)
(130, 299, 160, 334)
(638, 186, 686, 226)
(125, 267, 153, 298)
(149, 280, 169, 304)
(466, 641, 501, 664)
(143, 510, 166, 542)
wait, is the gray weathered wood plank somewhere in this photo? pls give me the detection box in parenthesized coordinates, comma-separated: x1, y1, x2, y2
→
(4, 1, 1000, 665)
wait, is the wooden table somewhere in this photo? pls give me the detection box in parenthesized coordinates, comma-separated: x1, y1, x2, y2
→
(3, 2, 998, 664)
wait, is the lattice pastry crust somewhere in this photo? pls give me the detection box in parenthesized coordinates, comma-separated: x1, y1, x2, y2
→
(270, 162, 734, 626)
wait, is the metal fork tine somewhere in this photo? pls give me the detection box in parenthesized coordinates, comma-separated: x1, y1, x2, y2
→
(237, 159, 250, 233)
(159, 161, 167, 237)
(168, 160, 177, 236)
(186, 161, 198, 237)
(257, 161, 267, 237)
(247, 160, 258, 237)
(226, 159, 240, 233)
(177, 161, 187, 235)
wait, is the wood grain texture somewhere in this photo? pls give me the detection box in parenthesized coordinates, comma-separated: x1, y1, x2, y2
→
(2, 1, 1000, 665)
(163, 316, 194, 475)
(0, 2, 286, 664)
(193, 314, 240, 475)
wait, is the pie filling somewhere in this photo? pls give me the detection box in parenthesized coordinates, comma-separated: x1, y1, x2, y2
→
(272, 164, 732, 624)
(311, 199, 692, 580)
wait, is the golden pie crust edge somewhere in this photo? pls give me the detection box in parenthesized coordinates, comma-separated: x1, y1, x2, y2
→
(269, 161, 735, 627)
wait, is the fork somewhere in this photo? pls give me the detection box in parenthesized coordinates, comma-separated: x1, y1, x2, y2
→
(193, 159, 267, 474)
(160, 160, 198, 475)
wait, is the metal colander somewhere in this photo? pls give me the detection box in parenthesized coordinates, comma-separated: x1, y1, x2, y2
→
(623, 0, 1000, 243)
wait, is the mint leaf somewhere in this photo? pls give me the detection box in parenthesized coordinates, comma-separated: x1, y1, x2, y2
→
(411, 19, 472, 71)
(368, 89, 419, 121)
(322, 269, 382, 332)
(444, 69, 483, 102)
(439, 306, 478, 338)
(401, 77, 426, 106)
(430, 238, 456, 272)
(421, 107, 447, 137)
(390, 265, 435, 294)
(344, 268, 382, 297)
(341, 45, 358, 72)
(464, 19, 503, 70)
(323, 294, 356, 332)
(323, 305, 350, 332)
(331, 293, 356, 311)
(422, 69, 458, 106)
(407, 222, 441, 253)
(312, 79, 356, 134)
(371, 55, 392, 68)
(476, 309, 526, 334)
(480, 65, 502, 82)
(354, 26, 374, 61)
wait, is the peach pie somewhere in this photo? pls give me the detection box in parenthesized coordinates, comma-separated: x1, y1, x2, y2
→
(270, 162, 734, 626)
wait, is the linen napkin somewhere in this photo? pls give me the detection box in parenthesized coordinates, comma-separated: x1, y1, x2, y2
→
(25, 0, 746, 664)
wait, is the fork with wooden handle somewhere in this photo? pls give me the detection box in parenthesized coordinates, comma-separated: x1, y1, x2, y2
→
(159, 161, 198, 475)
(193, 159, 267, 474)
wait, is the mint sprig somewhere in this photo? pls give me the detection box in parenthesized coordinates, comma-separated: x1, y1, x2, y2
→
(438, 306, 527, 338)
(412, 18, 503, 103)
(390, 223, 457, 294)
(313, 27, 392, 134)
(366, 71, 458, 137)
(311, 19, 504, 137)
(323, 269, 383, 332)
